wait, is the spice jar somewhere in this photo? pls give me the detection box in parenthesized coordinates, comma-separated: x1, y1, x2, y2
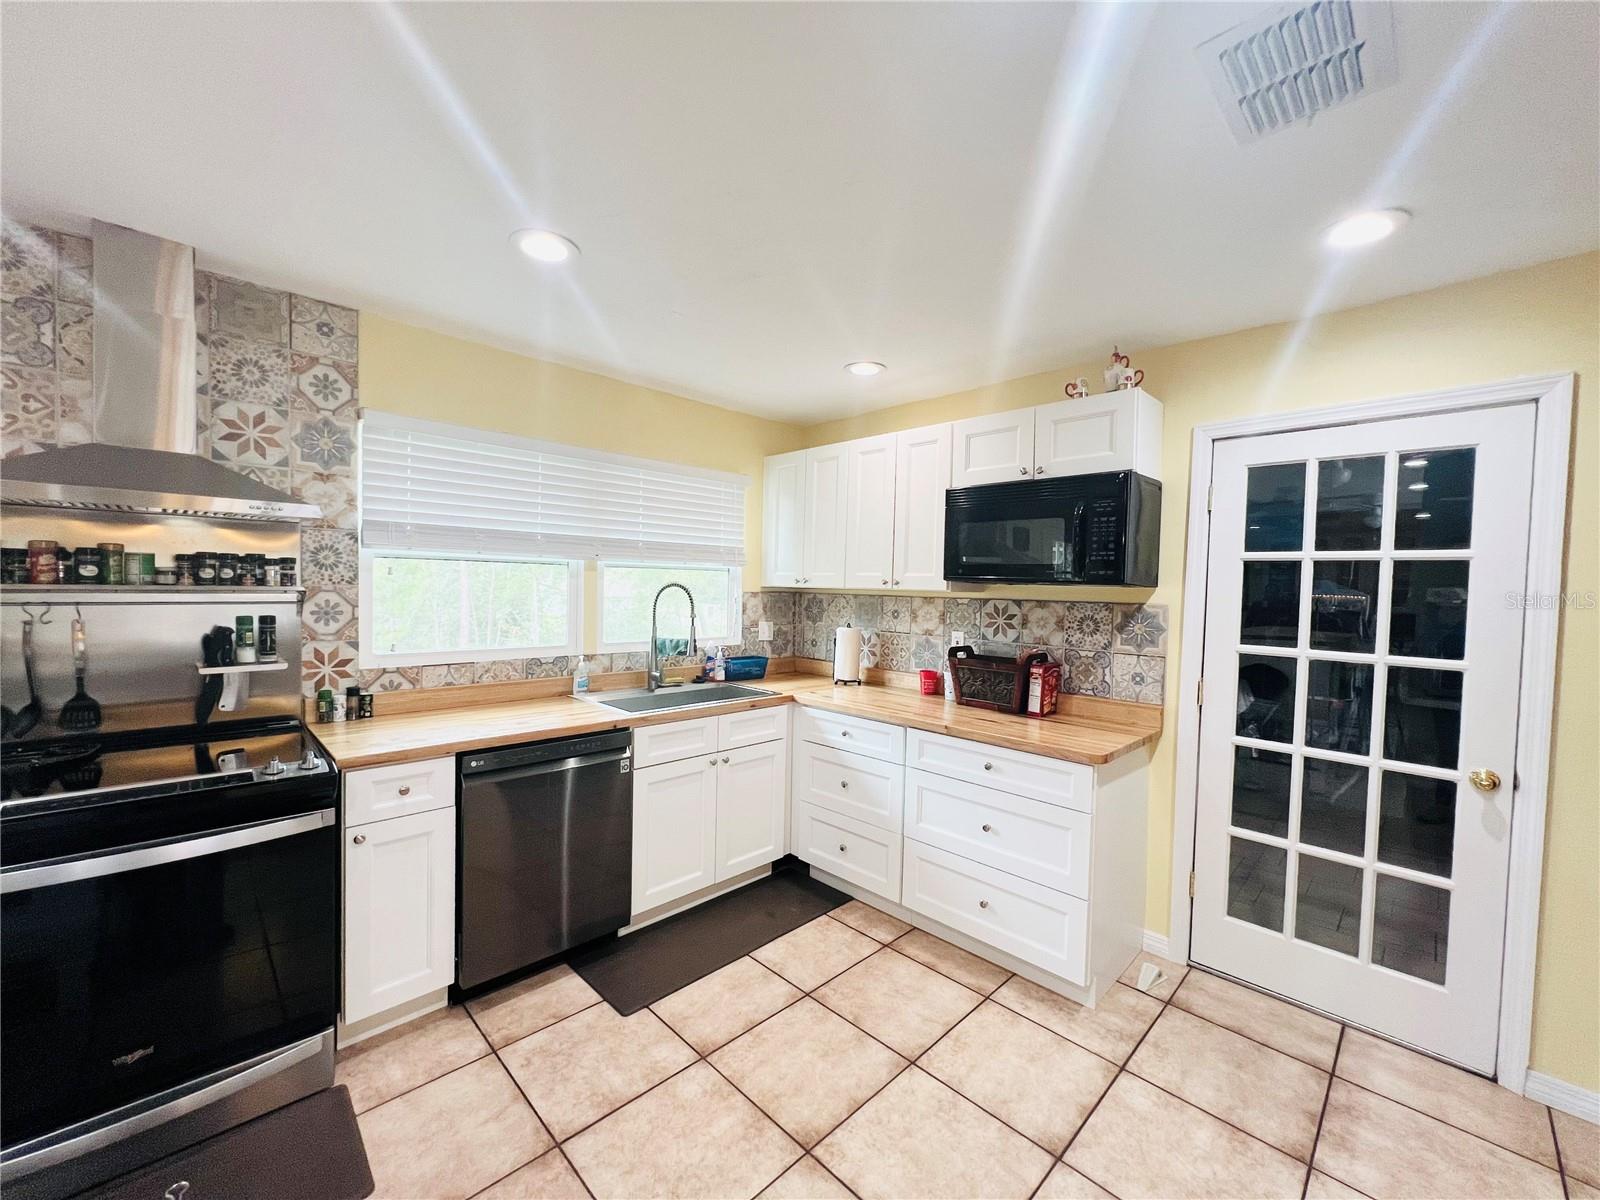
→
(155, 568, 178, 586)
(194, 552, 219, 586)
(277, 557, 298, 588)
(316, 688, 335, 723)
(175, 554, 196, 587)
(98, 542, 125, 585)
(4, 548, 31, 584)
(258, 614, 278, 662)
(263, 559, 281, 587)
(73, 546, 106, 584)
(358, 691, 374, 720)
(126, 552, 155, 585)
(216, 553, 239, 586)
(234, 616, 257, 664)
(28, 540, 60, 584)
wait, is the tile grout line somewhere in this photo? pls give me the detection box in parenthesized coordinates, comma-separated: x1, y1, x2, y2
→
(1302, 1025, 1346, 1198)
(1548, 1106, 1571, 1200)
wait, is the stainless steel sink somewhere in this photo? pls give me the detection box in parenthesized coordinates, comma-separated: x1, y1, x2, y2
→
(586, 682, 776, 714)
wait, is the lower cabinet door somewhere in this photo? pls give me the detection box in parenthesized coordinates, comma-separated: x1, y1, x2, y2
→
(793, 800, 901, 903)
(716, 739, 788, 882)
(632, 755, 719, 914)
(344, 807, 456, 1024)
(902, 839, 1088, 984)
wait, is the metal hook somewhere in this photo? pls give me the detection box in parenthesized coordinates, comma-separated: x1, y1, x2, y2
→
(21, 602, 53, 625)
(74, 603, 85, 624)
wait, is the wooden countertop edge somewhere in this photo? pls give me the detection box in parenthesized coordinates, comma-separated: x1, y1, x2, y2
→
(312, 673, 1162, 771)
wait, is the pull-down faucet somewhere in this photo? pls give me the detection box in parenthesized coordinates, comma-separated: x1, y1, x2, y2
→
(647, 583, 698, 691)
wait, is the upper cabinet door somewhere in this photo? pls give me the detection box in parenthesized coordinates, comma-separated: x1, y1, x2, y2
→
(843, 434, 898, 590)
(1033, 390, 1163, 480)
(950, 410, 1035, 487)
(762, 450, 807, 587)
(892, 423, 952, 591)
(800, 443, 849, 588)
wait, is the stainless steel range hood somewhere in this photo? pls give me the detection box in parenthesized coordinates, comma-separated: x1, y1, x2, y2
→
(1, 221, 321, 522)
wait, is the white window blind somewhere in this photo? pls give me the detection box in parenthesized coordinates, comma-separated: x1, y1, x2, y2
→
(361, 412, 748, 565)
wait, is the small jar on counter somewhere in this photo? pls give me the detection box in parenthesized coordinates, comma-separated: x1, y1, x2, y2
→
(98, 543, 125, 585)
(27, 540, 60, 584)
(358, 691, 374, 720)
(73, 546, 106, 584)
(315, 688, 335, 723)
(216, 553, 240, 586)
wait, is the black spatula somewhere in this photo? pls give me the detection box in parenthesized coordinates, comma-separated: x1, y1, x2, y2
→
(59, 615, 102, 732)
(10, 618, 42, 739)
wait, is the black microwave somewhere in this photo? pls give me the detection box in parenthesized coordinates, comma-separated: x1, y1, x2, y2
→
(944, 471, 1161, 586)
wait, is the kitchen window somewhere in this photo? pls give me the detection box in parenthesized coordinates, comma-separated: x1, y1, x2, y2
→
(598, 562, 741, 652)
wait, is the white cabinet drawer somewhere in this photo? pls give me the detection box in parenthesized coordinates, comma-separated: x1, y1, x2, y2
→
(796, 708, 905, 764)
(902, 840, 1087, 984)
(904, 769, 1090, 898)
(718, 705, 789, 751)
(794, 742, 903, 833)
(633, 716, 719, 770)
(905, 728, 1091, 812)
(345, 756, 455, 826)
(793, 800, 901, 903)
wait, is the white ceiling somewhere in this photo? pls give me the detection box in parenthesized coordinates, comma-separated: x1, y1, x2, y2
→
(3, 2, 1595, 424)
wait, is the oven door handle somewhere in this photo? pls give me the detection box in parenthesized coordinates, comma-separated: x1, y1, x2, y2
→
(0, 809, 335, 894)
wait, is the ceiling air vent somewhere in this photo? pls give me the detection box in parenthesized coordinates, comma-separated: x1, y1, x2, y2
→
(1197, 1, 1398, 143)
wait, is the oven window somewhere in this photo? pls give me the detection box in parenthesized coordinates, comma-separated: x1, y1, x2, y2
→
(955, 514, 1074, 579)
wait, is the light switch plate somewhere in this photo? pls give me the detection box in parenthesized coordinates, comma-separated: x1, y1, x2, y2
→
(758, 620, 773, 640)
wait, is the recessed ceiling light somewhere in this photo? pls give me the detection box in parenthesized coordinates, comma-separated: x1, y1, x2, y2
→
(1324, 208, 1410, 250)
(845, 361, 885, 377)
(511, 229, 579, 263)
(1403, 456, 1430, 468)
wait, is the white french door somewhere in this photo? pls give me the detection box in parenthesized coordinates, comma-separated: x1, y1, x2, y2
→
(1191, 402, 1536, 1073)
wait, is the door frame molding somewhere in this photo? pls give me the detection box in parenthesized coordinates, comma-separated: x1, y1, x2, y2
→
(1169, 373, 1575, 1094)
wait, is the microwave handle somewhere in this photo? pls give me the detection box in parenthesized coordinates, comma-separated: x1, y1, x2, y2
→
(1069, 501, 1090, 579)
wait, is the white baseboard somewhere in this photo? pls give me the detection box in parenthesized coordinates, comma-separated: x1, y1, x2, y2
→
(1142, 930, 1174, 960)
(1524, 1070, 1600, 1123)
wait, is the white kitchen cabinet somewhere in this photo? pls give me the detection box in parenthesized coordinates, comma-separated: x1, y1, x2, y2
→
(1033, 390, 1162, 479)
(762, 449, 807, 587)
(344, 755, 454, 826)
(843, 434, 898, 590)
(891, 423, 952, 591)
(793, 800, 903, 903)
(344, 806, 455, 1025)
(715, 739, 788, 881)
(631, 754, 720, 913)
(799, 443, 849, 588)
(950, 410, 1035, 487)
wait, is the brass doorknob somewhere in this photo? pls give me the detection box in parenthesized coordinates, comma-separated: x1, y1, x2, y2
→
(1469, 768, 1502, 792)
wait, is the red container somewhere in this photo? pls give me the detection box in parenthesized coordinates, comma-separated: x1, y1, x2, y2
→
(918, 669, 942, 696)
(1025, 661, 1062, 718)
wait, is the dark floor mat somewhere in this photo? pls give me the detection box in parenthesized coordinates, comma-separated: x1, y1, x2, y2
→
(570, 866, 849, 1014)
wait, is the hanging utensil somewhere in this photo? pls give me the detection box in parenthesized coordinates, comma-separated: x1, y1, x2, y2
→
(10, 618, 43, 738)
(59, 614, 103, 732)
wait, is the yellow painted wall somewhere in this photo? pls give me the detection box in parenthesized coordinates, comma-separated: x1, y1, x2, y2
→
(358, 313, 808, 650)
(802, 252, 1600, 1091)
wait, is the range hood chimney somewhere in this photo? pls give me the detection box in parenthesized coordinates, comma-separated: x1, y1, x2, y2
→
(1, 220, 321, 522)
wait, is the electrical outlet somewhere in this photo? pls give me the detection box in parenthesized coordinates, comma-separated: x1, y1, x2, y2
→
(950, 630, 967, 645)
(757, 620, 773, 641)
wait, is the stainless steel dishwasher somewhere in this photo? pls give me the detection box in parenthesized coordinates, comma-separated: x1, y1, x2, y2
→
(457, 728, 633, 990)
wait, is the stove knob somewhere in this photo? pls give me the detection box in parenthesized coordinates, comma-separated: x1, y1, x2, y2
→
(299, 749, 323, 772)
(262, 756, 286, 777)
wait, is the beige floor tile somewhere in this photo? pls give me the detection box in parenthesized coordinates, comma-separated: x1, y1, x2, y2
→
(920, 1000, 1116, 1152)
(563, 1062, 800, 1200)
(1570, 1176, 1600, 1200)
(472, 1148, 590, 1200)
(829, 899, 911, 943)
(1172, 968, 1341, 1070)
(990, 977, 1160, 1065)
(1063, 1073, 1306, 1200)
(1555, 1108, 1600, 1189)
(652, 956, 802, 1053)
(1034, 1162, 1116, 1200)
(358, 1057, 551, 1200)
(498, 1001, 697, 1140)
(890, 928, 1010, 995)
(814, 947, 982, 1058)
(815, 1067, 1054, 1199)
(335, 1004, 489, 1113)
(753, 914, 881, 991)
(1314, 1079, 1564, 1199)
(1335, 1027, 1558, 1167)
(755, 1154, 855, 1199)
(710, 997, 906, 1148)
(1304, 1171, 1370, 1199)
(1128, 1005, 1329, 1160)
(466, 963, 600, 1049)
(1117, 949, 1188, 1000)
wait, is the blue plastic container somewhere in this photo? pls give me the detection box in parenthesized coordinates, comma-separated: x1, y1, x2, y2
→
(724, 655, 768, 681)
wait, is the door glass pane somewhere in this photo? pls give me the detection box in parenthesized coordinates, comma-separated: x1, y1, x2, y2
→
(1374, 874, 1450, 985)
(1305, 660, 1374, 754)
(1238, 655, 1297, 743)
(1241, 562, 1301, 647)
(1233, 747, 1292, 837)
(1395, 448, 1475, 551)
(1315, 456, 1385, 551)
(1310, 561, 1380, 652)
(1389, 561, 1469, 660)
(1229, 837, 1286, 932)
(1384, 667, 1463, 768)
(1378, 772, 1456, 877)
(1246, 463, 1306, 551)
(1295, 854, 1362, 957)
(1301, 757, 1369, 856)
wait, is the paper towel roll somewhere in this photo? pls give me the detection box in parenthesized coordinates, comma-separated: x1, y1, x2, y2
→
(833, 626, 864, 683)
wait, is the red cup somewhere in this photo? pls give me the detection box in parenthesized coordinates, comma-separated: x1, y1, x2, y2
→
(919, 669, 941, 696)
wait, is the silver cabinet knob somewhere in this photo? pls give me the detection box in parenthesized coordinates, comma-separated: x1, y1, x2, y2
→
(722, 756, 730, 764)
(840, 730, 850, 738)
(709, 757, 719, 765)
(838, 843, 847, 853)
(397, 784, 410, 796)
(1018, 467, 1028, 476)
(983, 762, 993, 771)
(982, 823, 992, 833)
(893, 580, 901, 586)
(352, 834, 366, 845)
(1035, 466, 1045, 474)
(840, 780, 849, 789)
(882, 579, 889, 586)
(979, 899, 989, 909)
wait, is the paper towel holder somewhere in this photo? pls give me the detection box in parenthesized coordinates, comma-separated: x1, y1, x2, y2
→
(832, 623, 864, 686)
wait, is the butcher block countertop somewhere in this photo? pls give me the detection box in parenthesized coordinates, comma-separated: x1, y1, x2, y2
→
(311, 671, 1162, 771)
